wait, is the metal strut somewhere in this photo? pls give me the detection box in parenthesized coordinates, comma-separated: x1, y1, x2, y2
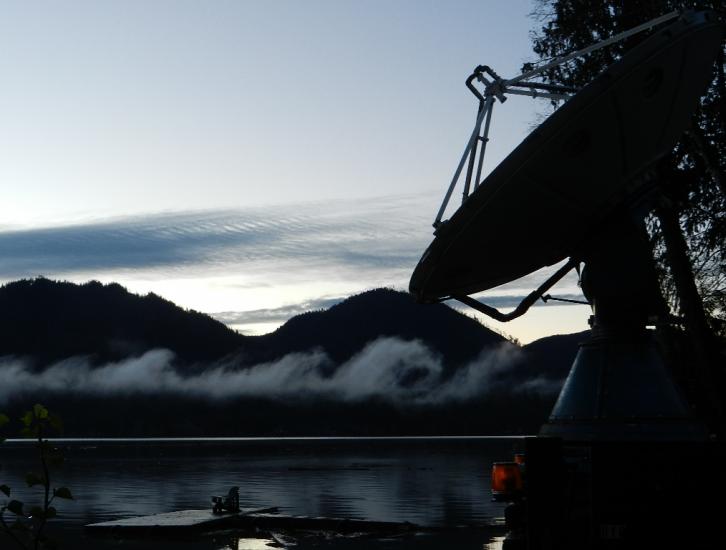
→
(451, 258, 580, 323)
(433, 10, 680, 229)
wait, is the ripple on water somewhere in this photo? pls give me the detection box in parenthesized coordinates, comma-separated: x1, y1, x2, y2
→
(0, 438, 514, 527)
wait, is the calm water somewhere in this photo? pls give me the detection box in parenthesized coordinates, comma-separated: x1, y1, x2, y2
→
(0, 437, 519, 549)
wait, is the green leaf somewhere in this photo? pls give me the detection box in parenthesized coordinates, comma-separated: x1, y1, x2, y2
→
(0, 484, 10, 497)
(26, 472, 45, 487)
(7, 499, 24, 515)
(0, 413, 9, 427)
(53, 487, 73, 500)
(21, 411, 33, 427)
(19, 426, 37, 438)
(33, 404, 49, 420)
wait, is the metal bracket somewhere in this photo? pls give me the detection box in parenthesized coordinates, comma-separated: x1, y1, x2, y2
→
(451, 258, 579, 322)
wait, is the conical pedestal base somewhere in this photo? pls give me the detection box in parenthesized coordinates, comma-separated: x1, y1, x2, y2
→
(540, 329, 707, 442)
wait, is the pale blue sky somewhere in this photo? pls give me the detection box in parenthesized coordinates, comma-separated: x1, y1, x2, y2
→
(0, 1, 589, 342)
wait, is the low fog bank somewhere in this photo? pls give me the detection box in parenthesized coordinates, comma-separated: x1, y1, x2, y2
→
(0, 337, 564, 406)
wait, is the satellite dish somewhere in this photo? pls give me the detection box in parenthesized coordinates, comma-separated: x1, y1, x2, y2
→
(410, 10, 722, 307)
(409, 11, 723, 442)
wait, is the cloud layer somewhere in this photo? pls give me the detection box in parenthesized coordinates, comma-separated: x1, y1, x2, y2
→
(0, 195, 433, 280)
(0, 337, 560, 406)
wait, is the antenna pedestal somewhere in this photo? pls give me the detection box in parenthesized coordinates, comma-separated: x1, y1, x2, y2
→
(540, 219, 707, 442)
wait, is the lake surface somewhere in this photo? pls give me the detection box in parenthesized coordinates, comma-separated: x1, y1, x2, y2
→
(1, 437, 520, 549)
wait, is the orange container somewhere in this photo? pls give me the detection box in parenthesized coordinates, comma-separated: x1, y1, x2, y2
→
(491, 461, 523, 497)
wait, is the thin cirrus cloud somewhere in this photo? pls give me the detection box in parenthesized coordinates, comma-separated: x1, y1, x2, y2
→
(0, 194, 434, 281)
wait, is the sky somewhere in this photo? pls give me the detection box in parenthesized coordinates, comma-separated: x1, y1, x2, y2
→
(0, 0, 590, 343)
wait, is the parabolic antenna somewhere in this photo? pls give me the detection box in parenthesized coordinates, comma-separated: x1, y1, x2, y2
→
(410, 11, 722, 307)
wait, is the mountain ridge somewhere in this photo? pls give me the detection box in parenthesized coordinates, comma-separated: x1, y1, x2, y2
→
(0, 278, 513, 370)
(0, 278, 583, 436)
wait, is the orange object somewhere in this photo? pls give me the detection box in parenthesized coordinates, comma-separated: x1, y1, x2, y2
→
(491, 461, 523, 496)
(514, 453, 526, 465)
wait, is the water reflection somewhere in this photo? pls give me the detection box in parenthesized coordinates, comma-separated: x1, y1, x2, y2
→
(1, 438, 515, 535)
(484, 535, 505, 550)
(219, 532, 508, 550)
(223, 538, 279, 550)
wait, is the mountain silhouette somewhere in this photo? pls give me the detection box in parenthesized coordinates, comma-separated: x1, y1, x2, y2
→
(0, 278, 244, 368)
(0, 279, 508, 372)
(250, 287, 508, 372)
(0, 278, 588, 436)
(519, 330, 589, 383)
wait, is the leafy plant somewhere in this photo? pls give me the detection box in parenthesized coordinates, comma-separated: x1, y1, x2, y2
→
(0, 405, 72, 550)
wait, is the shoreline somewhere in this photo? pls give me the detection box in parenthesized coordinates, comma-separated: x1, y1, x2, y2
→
(3, 435, 529, 443)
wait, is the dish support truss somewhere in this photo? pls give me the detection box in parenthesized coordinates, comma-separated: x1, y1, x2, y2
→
(431, 10, 681, 323)
(433, 10, 679, 230)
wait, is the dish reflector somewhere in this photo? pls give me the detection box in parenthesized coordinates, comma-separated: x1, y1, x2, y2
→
(410, 12, 722, 303)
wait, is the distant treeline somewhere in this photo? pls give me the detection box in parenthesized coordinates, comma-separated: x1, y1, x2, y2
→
(0, 393, 558, 437)
(0, 278, 586, 436)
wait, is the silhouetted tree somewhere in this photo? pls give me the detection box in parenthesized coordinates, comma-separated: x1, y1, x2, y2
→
(528, 0, 725, 428)
(1, 405, 72, 550)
